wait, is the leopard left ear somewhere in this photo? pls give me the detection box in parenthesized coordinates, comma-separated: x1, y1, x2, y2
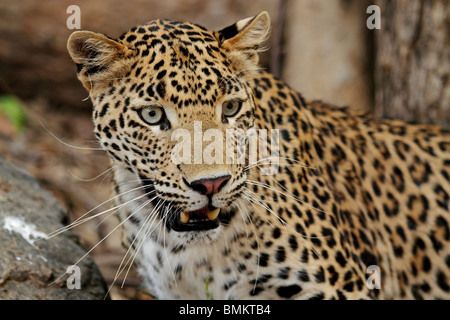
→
(215, 12, 271, 74)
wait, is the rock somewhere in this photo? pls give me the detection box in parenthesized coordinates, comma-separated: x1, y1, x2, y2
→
(0, 156, 108, 299)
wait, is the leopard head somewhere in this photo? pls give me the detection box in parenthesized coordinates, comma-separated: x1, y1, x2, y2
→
(67, 12, 271, 240)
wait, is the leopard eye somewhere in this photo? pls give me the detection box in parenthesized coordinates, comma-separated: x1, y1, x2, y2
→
(222, 100, 243, 118)
(139, 106, 164, 125)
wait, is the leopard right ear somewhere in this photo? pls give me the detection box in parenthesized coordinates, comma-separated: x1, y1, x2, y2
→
(217, 12, 270, 53)
(67, 31, 133, 92)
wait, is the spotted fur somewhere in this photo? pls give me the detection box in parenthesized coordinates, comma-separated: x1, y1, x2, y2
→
(68, 12, 450, 299)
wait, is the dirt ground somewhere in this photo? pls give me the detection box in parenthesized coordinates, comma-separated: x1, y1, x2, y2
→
(0, 98, 150, 300)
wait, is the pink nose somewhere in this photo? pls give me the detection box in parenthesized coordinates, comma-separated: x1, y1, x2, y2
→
(189, 175, 231, 195)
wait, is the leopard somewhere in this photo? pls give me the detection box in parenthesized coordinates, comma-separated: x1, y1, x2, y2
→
(67, 12, 450, 300)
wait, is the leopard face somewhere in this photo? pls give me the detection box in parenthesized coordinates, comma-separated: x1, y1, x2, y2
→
(68, 14, 270, 242)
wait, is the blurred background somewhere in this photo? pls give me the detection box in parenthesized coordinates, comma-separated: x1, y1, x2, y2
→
(0, 0, 448, 299)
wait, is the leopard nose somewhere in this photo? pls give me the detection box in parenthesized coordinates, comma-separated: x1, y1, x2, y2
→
(189, 175, 231, 195)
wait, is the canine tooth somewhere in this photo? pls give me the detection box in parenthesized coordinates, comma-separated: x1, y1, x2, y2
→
(206, 208, 220, 221)
(180, 212, 190, 224)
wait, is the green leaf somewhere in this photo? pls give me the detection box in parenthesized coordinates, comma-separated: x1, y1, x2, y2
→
(141, 290, 158, 299)
(205, 278, 213, 300)
(0, 95, 27, 133)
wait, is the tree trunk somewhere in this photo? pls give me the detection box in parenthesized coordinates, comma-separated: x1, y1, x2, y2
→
(374, 0, 450, 129)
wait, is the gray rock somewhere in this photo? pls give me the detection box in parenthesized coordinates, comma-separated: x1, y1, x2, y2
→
(0, 156, 108, 299)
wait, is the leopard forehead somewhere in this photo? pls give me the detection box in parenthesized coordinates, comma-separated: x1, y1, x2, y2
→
(117, 19, 247, 104)
(119, 18, 219, 58)
(87, 18, 255, 134)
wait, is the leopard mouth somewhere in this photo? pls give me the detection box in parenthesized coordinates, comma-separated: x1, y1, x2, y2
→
(139, 175, 224, 232)
(169, 205, 221, 232)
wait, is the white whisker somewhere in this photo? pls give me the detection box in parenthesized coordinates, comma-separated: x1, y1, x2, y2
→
(245, 179, 328, 216)
(46, 185, 152, 239)
(68, 165, 117, 182)
(49, 195, 154, 288)
(40, 120, 102, 151)
(161, 202, 177, 286)
(109, 196, 160, 292)
(116, 198, 163, 285)
(236, 196, 262, 294)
